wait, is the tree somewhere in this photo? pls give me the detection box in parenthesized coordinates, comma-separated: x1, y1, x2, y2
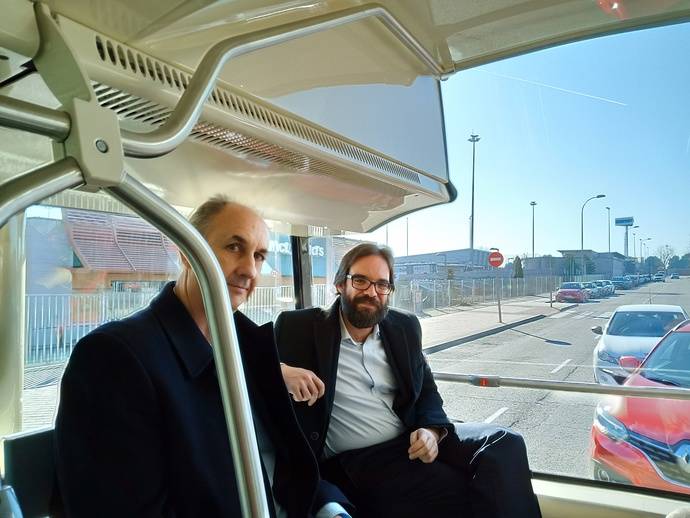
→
(657, 245, 675, 269)
(645, 256, 662, 273)
(513, 256, 524, 278)
(623, 260, 636, 274)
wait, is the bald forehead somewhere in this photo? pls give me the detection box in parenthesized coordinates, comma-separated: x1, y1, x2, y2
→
(206, 203, 269, 245)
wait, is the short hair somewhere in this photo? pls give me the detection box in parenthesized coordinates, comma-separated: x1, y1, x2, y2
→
(333, 242, 395, 289)
(188, 195, 231, 237)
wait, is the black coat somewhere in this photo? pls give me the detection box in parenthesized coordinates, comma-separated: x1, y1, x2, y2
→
(274, 299, 453, 458)
(55, 282, 346, 517)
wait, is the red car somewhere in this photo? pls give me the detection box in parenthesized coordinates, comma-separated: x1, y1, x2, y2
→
(590, 319, 690, 494)
(555, 282, 588, 303)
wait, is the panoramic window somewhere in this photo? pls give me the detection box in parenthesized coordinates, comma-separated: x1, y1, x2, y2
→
(307, 21, 690, 495)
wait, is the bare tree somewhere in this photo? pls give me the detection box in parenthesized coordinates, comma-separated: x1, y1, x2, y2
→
(657, 245, 676, 269)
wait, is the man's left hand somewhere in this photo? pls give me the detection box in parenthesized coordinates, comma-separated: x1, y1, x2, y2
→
(408, 427, 440, 463)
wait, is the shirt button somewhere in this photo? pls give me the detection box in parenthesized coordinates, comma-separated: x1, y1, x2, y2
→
(310, 432, 319, 441)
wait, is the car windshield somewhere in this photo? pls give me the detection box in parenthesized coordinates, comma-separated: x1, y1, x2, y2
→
(640, 332, 690, 388)
(607, 311, 686, 337)
(561, 283, 581, 289)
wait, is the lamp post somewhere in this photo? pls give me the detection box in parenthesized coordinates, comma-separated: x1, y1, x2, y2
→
(468, 134, 480, 253)
(632, 225, 639, 262)
(530, 201, 537, 258)
(606, 206, 612, 277)
(581, 194, 606, 278)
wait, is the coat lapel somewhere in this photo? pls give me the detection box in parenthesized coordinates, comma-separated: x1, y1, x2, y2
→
(379, 314, 414, 412)
(315, 300, 343, 413)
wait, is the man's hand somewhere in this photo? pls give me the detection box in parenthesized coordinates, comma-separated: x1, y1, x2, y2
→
(280, 364, 325, 406)
(408, 427, 440, 463)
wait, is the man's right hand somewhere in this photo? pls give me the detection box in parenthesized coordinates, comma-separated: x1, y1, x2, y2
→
(280, 364, 325, 406)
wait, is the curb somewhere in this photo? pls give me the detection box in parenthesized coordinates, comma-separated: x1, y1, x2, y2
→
(424, 303, 578, 355)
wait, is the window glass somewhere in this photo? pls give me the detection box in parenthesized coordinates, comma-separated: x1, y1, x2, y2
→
(19, 200, 295, 434)
(307, 22, 690, 497)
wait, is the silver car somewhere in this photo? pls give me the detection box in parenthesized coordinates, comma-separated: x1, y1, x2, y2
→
(592, 304, 688, 385)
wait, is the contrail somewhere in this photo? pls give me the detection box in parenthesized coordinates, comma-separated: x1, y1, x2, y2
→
(483, 71, 627, 106)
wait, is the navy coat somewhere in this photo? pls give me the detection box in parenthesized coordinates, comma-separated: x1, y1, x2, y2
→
(55, 283, 346, 517)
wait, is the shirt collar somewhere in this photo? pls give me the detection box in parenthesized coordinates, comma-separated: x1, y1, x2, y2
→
(338, 308, 380, 345)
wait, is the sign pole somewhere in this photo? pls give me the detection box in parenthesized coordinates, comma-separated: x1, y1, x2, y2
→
(488, 250, 505, 323)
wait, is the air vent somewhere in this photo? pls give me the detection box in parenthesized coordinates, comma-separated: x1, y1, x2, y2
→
(92, 35, 424, 187)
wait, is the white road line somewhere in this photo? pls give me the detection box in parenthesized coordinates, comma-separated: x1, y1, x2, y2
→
(548, 311, 572, 319)
(596, 312, 612, 319)
(550, 358, 572, 374)
(572, 311, 595, 320)
(483, 407, 508, 423)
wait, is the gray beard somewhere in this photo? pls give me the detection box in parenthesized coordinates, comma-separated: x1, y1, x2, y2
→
(340, 294, 388, 328)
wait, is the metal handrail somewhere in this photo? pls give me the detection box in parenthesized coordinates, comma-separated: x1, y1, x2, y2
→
(120, 4, 446, 158)
(432, 371, 690, 401)
(107, 174, 269, 518)
(0, 158, 83, 228)
(0, 95, 71, 141)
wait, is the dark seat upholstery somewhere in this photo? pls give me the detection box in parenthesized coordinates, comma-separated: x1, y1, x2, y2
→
(2, 427, 55, 518)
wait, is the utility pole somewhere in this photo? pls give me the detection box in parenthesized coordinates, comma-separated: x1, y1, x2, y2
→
(468, 134, 480, 253)
(530, 201, 537, 258)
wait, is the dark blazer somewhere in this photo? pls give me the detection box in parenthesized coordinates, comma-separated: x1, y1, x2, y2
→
(275, 299, 453, 458)
(55, 282, 347, 518)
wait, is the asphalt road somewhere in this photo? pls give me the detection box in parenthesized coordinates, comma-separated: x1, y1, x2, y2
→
(427, 277, 690, 480)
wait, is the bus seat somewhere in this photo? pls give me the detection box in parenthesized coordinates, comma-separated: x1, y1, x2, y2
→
(2, 427, 55, 518)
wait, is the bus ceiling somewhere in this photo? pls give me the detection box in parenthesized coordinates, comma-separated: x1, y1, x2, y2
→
(3, 1, 690, 234)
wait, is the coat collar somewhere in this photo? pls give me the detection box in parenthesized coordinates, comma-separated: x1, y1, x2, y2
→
(150, 282, 274, 380)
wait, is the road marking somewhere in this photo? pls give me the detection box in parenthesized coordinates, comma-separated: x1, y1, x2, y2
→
(483, 407, 508, 423)
(548, 311, 572, 319)
(550, 358, 572, 373)
(572, 311, 595, 320)
(596, 312, 612, 319)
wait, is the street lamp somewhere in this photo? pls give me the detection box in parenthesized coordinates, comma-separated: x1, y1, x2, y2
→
(632, 225, 639, 261)
(468, 134, 480, 253)
(530, 201, 537, 258)
(605, 207, 611, 254)
(581, 194, 606, 278)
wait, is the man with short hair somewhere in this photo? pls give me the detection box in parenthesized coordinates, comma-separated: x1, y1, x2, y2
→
(277, 242, 541, 518)
(55, 198, 350, 517)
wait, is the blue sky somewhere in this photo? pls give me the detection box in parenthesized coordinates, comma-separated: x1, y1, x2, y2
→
(370, 21, 690, 262)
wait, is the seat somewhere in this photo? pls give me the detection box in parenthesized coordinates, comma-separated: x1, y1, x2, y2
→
(2, 427, 56, 518)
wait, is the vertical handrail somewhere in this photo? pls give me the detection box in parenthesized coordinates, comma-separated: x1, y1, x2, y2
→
(120, 4, 445, 158)
(107, 174, 269, 518)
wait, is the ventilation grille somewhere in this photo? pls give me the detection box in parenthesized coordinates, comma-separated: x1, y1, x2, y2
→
(93, 35, 424, 186)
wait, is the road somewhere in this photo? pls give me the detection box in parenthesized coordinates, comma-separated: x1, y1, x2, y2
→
(427, 277, 690, 479)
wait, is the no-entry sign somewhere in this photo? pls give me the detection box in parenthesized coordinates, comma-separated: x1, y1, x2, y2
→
(488, 251, 504, 268)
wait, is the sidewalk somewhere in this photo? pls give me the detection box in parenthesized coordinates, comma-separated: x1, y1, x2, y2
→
(421, 296, 576, 354)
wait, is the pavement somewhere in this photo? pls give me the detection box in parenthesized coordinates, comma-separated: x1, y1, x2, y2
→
(421, 295, 577, 354)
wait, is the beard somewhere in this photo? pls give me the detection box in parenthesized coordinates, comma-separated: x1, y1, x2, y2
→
(340, 292, 389, 328)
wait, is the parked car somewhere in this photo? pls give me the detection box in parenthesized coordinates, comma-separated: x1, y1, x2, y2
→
(593, 280, 612, 296)
(590, 319, 690, 494)
(592, 304, 688, 385)
(602, 280, 615, 295)
(555, 282, 588, 303)
(583, 282, 602, 299)
(670, 273, 680, 279)
(653, 272, 666, 282)
(612, 276, 633, 290)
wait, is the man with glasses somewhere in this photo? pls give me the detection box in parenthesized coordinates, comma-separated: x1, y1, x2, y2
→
(276, 243, 541, 518)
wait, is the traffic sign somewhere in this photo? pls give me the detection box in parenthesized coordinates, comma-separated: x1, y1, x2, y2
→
(488, 251, 504, 267)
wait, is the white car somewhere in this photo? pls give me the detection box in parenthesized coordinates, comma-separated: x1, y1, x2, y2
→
(592, 304, 688, 385)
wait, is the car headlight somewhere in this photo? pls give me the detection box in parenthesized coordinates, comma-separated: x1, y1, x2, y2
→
(597, 348, 617, 364)
(594, 406, 628, 442)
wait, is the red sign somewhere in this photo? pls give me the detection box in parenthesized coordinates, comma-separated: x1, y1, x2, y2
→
(488, 251, 504, 268)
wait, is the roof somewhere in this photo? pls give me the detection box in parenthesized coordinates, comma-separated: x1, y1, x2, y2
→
(64, 208, 180, 274)
(614, 304, 686, 314)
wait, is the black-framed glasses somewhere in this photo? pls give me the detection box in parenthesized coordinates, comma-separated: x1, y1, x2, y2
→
(346, 274, 393, 295)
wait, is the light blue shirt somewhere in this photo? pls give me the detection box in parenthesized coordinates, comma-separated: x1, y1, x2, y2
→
(324, 312, 404, 457)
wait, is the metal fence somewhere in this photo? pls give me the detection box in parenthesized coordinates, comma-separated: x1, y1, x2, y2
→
(390, 276, 563, 314)
(24, 277, 559, 365)
(24, 284, 333, 365)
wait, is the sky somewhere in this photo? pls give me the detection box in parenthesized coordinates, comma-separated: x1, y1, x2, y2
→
(361, 21, 690, 262)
